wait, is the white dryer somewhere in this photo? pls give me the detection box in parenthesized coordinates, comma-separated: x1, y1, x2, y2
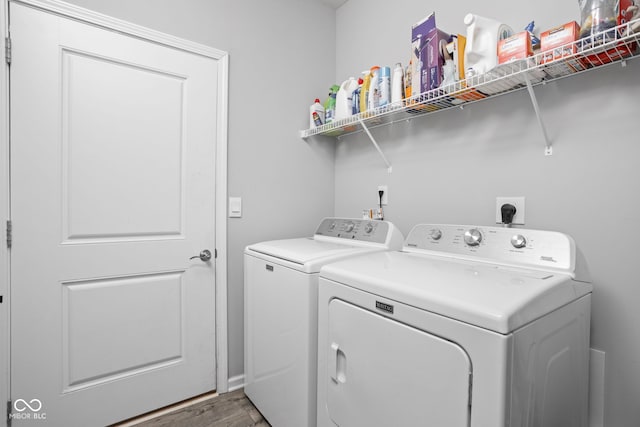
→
(244, 218, 404, 427)
(317, 224, 592, 427)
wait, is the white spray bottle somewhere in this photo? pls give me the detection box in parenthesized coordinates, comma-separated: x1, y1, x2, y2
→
(391, 63, 404, 104)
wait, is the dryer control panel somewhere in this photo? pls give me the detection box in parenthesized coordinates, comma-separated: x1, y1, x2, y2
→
(315, 218, 390, 244)
(404, 224, 576, 274)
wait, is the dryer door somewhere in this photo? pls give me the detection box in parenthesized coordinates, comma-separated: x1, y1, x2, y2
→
(326, 299, 471, 427)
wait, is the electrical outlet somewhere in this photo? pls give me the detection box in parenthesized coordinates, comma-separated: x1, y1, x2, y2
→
(377, 185, 388, 206)
(495, 196, 525, 225)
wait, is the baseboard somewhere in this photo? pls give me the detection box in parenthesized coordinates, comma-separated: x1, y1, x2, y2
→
(227, 374, 245, 392)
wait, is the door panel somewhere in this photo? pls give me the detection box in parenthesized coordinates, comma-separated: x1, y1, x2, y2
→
(62, 49, 186, 241)
(327, 299, 471, 427)
(62, 272, 184, 391)
(10, 3, 218, 426)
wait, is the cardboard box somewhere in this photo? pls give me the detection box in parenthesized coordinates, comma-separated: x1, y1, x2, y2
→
(498, 31, 533, 64)
(411, 12, 451, 95)
(540, 21, 580, 64)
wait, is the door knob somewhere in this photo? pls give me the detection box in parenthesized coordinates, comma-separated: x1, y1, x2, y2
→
(190, 249, 212, 262)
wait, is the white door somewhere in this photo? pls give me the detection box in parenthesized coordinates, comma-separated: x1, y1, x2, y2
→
(326, 299, 471, 427)
(9, 3, 218, 426)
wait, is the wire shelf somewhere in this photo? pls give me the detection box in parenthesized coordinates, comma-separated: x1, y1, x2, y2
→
(300, 19, 640, 140)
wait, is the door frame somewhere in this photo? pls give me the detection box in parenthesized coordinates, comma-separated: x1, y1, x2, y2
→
(0, 1, 230, 417)
(1, 0, 9, 418)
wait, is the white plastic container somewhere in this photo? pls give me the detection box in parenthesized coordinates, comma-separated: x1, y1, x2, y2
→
(379, 66, 391, 107)
(391, 63, 404, 104)
(464, 13, 513, 78)
(335, 77, 359, 120)
(309, 99, 325, 128)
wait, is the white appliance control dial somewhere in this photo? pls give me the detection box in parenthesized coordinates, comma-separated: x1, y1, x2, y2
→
(364, 223, 374, 233)
(344, 222, 355, 233)
(464, 228, 483, 246)
(329, 222, 337, 230)
(430, 229, 442, 240)
(511, 234, 527, 248)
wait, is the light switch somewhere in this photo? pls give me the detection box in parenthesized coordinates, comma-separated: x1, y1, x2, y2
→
(229, 197, 242, 218)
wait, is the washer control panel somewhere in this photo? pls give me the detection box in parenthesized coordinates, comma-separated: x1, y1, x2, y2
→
(315, 218, 390, 244)
(404, 224, 575, 272)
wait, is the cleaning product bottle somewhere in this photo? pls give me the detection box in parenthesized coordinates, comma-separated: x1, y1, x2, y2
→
(463, 13, 513, 78)
(367, 66, 381, 111)
(324, 85, 339, 124)
(379, 66, 391, 108)
(360, 70, 372, 113)
(404, 60, 413, 101)
(309, 99, 324, 128)
(334, 77, 359, 120)
(391, 63, 404, 104)
(352, 77, 364, 115)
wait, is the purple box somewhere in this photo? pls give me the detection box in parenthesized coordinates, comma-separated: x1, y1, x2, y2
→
(411, 12, 450, 94)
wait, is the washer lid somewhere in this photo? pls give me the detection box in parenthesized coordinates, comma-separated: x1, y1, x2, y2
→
(246, 238, 383, 272)
(320, 251, 593, 334)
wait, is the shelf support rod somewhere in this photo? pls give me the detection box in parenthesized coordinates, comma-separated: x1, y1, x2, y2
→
(358, 118, 392, 173)
(524, 73, 553, 156)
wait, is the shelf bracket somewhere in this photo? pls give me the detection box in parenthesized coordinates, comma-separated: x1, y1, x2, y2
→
(358, 118, 392, 173)
(524, 73, 553, 156)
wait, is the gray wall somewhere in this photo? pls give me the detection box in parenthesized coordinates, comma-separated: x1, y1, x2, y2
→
(61, 0, 337, 383)
(334, 1, 640, 426)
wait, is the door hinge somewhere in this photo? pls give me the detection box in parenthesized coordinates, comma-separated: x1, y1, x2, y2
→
(4, 37, 11, 65)
(6, 220, 11, 248)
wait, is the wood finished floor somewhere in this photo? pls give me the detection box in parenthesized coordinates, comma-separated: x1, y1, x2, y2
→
(118, 389, 271, 427)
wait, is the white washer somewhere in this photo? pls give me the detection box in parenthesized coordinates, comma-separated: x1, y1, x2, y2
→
(244, 218, 404, 427)
(317, 224, 593, 427)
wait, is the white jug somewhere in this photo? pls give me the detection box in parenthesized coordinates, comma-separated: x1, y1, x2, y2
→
(464, 13, 513, 78)
(335, 77, 359, 120)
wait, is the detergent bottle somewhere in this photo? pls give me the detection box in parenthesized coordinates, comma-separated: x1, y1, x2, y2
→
(324, 85, 340, 124)
(360, 70, 372, 113)
(351, 77, 364, 115)
(404, 60, 413, 100)
(379, 66, 391, 108)
(463, 13, 513, 78)
(367, 66, 381, 111)
(335, 77, 359, 120)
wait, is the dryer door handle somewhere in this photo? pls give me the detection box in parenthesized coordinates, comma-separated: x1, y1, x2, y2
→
(330, 342, 347, 384)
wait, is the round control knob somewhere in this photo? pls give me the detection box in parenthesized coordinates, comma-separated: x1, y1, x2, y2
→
(464, 228, 483, 246)
(344, 222, 355, 233)
(430, 229, 442, 240)
(329, 222, 337, 230)
(511, 234, 527, 249)
(364, 223, 374, 233)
